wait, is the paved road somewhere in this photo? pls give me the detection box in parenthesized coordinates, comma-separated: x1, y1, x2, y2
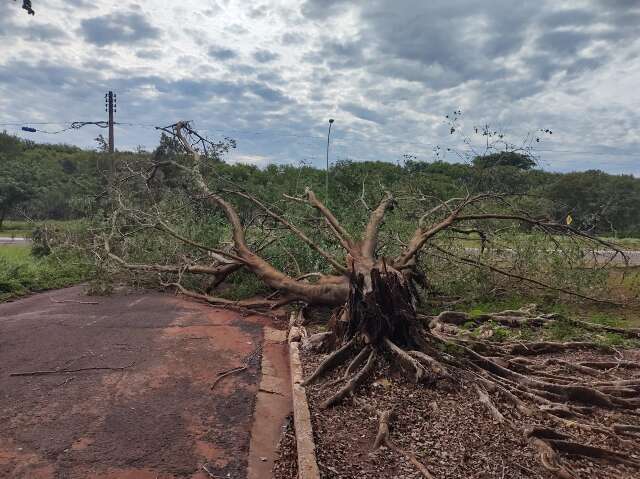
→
(0, 237, 30, 244)
(0, 286, 291, 479)
(463, 248, 640, 266)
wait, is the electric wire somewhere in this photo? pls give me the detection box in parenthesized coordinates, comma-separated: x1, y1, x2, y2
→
(1, 119, 638, 157)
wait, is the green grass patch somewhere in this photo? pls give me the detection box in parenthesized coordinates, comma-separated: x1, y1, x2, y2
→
(218, 270, 270, 301)
(0, 219, 86, 239)
(466, 297, 535, 317)
(453, 297, 640, 347)
(543, 317, 585, 342)
(0, 243, 90, 301)
(585, 312, 626, 328)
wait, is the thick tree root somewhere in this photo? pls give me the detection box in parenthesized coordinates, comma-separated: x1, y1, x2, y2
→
(320, 345, 372, 390)
(526, 429, 578, 479)
(408, 350, 452, 380)
(302, 337, 355, 386)
(473, 383, 505, 423)
(613, 423, 640, 437)
(580, 360, 640, 371)
(434, 306, 640, 339)
(372, 408, 434, 479)
(384, 337, 429, 383)
(321, 348, 377, 409)
(508, 341, 613, 355)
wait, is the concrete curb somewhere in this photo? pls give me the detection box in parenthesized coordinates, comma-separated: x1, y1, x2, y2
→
(247, 327, 292, 479)
(289, 330, 321, 479)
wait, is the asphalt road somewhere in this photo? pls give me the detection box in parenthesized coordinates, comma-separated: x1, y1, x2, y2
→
(0, 237, 30, 245)
(0, 286, 291, 479)
(463, 247, 640, 266)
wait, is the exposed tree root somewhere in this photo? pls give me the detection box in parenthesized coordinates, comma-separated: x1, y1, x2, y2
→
(385, 441, 434, 479)
(321, 348, 377, 409)
(321, 345, 372, 390)
(613, 423, 640, 438)
(580, 360, 640, 371)
(371, 408, 434, 479)
(508, 341, 613, 356)
(384, 337, 429, 384)
(305, 290, 640, 477)
(473, 383, 505, 423)
(549, 438, 640, 467)
(302, 338, 355, 386)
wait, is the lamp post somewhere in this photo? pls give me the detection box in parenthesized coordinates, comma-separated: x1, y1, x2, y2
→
(326, 118, 334, 203)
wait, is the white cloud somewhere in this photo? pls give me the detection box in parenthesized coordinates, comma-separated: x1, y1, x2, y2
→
(229, 153, 271, 167)
(0, 0, 639, 175)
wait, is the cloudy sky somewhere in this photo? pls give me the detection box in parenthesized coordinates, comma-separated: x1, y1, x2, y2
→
(1, 0, 639, 174)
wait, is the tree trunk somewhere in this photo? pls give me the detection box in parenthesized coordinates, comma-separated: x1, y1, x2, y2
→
(339, 262, 423, 350)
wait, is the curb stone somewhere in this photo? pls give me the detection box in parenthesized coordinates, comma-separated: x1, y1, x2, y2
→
(289, 330, 321, 479)
(247, 327, 292, 479)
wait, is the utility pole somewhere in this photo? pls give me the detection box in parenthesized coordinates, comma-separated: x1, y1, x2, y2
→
(105, 91, 116, 154)
(326, 118, 334, 203)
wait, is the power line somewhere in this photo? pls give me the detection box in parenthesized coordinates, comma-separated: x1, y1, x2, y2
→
(3, 118, 639, 158)
(19, 121, 111, 135)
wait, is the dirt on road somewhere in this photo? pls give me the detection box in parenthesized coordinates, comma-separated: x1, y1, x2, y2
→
(0, 286, 289, 479)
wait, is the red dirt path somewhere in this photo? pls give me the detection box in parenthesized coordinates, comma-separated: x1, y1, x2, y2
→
(0, 286, 284, 478)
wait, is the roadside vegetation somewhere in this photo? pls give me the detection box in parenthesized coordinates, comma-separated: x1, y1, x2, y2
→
(0, 243, 89, 301)
(2, 129, 640, 305)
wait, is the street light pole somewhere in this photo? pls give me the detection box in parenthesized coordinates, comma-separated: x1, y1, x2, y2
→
(326, 118, 334, 203)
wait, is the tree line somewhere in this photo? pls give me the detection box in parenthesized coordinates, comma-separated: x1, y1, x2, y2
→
(1, 131, 639, 237)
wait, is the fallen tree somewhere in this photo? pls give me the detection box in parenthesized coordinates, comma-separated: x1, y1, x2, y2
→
(101, 122, 638, 477)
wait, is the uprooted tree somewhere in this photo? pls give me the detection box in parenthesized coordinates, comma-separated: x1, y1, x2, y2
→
(101, 122, 639, 478)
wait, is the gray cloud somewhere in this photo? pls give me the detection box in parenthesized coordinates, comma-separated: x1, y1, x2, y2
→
(301, 0, 353, 19)
(80, 11, 161, 46)
(135, 49, 163, 60)
(281, 32, 306, 45)
(306, 38, 365, 70)
(0, 9, 68, 43)
(248, 5, 269, 19)
(253, 49, 279, 63)
(537, 30, 592, 56)
(342, 102, 387, 124)
(208, 46, 238, 61)
(542, 8, 596, 28)
(24, 24, 69, 42)
(301, 0, 640, 100)
(1, 0, 639, 175)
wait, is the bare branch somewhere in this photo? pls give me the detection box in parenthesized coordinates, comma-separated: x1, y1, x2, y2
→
(227, 189, 347, 274)
(361, 192, 395, 259)
(431, 244, 622, 305)
(302, 187, 356, 253)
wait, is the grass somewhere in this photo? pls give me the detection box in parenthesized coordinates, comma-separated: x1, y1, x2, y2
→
(600, 237, 640, 250)
(0, 219, 86, 238)
(217, 270, 269, 301)
(0, 243, 90, 301)
(455, 295, 640, 348)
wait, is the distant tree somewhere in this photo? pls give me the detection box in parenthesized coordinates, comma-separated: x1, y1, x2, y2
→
(0, 175, 32, 229)
(545, 170, 640, 236)
(473, 151, 536, 170)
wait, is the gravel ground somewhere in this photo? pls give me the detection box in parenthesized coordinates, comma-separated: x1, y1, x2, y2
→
(273, 415, 298, 479)
(299, 346, 640, 478)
